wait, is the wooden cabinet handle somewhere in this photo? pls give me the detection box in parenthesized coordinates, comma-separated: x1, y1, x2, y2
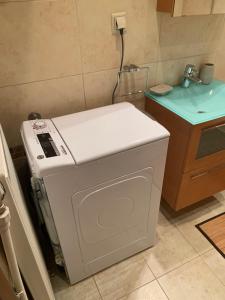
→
(215, 123, 225, 129)
(191, 163, 225, 180)
(191, 171, 208, 180)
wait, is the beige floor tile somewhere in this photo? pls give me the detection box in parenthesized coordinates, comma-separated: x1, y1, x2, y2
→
(174, 196, 225, 255)
(120, 281, 167, 300)
(176, 223, 213, 254)
(143, 226, 198, 278)
(173, 206, 214, 254)
(202, 249, 225, 285)
(54, 277, 101, 300)
(157, 210, 175, 234)
(215, 192, 225, 203)
(204, 194, 225, 216)
(159, 257, 225, 300)
(94, 254, 154, 300)
(50, 271, 69, 293)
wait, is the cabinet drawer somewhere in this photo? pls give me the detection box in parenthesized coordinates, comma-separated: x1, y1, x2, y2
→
(177, 163, 225, 210)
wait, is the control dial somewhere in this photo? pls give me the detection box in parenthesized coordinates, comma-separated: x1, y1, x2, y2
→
(33, 120, 47, 130)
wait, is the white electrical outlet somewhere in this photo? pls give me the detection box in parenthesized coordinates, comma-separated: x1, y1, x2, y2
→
(111, 12, 127, 33)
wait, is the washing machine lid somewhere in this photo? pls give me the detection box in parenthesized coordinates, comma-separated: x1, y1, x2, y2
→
(52, 102, 169, 165)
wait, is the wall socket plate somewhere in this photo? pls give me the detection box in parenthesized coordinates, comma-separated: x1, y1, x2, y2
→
(111, 12, 127, 33)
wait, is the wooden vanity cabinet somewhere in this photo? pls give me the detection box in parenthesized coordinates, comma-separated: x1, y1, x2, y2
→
(145, 97, 225, 211)
(157, 0, 225, 16)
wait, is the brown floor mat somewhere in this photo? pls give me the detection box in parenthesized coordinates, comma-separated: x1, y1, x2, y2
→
(196, 212, 225, 258)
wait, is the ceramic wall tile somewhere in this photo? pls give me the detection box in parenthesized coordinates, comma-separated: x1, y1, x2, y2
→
(1, 0, 225, 147)
(213, 0, 225, 14)
(0, 0, 82, 87)
(0, 75, 85, 146)
(159, 13, 224, 61)
(215, 19, 225, 80)
(116, 94, 146, 111)
(77, 0, 159, 73)
(182, 0, 212, 16)
(83, 69, 118, 109)
(84, 63, 157, 110)
(156, 54, 216, 86)
(0, 0, 30, 2)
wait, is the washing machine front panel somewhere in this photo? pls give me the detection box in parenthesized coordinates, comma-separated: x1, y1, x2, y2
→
(43, 139, 169, 283)
(72, 167, 153, 266)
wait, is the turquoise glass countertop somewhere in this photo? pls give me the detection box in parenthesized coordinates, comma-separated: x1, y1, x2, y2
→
(145, 80, 225, 125)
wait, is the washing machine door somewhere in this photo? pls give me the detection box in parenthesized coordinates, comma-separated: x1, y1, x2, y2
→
(72, 167, 156, 274)
(0, 125, 54, 300)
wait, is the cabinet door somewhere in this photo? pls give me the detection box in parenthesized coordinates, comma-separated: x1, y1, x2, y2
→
(212, 0, 225, 14)
(0, 125, 55, 300)
(181, 0, 213, 16)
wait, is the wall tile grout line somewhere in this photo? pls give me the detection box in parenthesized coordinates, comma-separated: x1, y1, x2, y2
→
(0, 0, 59, 4)
(0, 73, 83, 90)
(72, 0, 87, 109)
(0, 52, 215, 91)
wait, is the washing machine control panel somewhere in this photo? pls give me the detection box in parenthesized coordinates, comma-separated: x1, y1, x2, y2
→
(33, 120, 47, 130)
(37, 132, 60, 158)
(21, 119, 75, 177)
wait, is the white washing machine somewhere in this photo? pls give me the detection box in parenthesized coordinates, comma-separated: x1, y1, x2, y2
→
(21, 102, 169, 284)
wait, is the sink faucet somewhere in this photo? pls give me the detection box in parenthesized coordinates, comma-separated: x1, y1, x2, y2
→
(181, 64, 202, 88)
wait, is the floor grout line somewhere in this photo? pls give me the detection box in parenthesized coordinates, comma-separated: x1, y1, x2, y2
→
(199, 250, 225, 288)
(93, 255, 156, 300)
(0, 53, 215, 90)
(93, 276, 104, 300)
(172, 201, 225, 256)
(156, 278, 170, 300)
(115, 280, 157, 300)
(174, 219, 212, 254)
(141, 223, 200, 280)
(150, 253, 200, 281)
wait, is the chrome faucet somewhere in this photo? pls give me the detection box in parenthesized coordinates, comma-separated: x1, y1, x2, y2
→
(181, 64, 202, 88)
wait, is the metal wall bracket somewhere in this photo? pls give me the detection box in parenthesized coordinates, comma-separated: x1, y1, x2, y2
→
(116, 65, 150, 98)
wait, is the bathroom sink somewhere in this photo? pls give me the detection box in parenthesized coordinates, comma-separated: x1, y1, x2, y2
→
(145, 80, 225, 124)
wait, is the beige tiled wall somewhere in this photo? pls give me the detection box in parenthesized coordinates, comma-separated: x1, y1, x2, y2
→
(0, 0, 224, 146)
(215, 18, 225, 80)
